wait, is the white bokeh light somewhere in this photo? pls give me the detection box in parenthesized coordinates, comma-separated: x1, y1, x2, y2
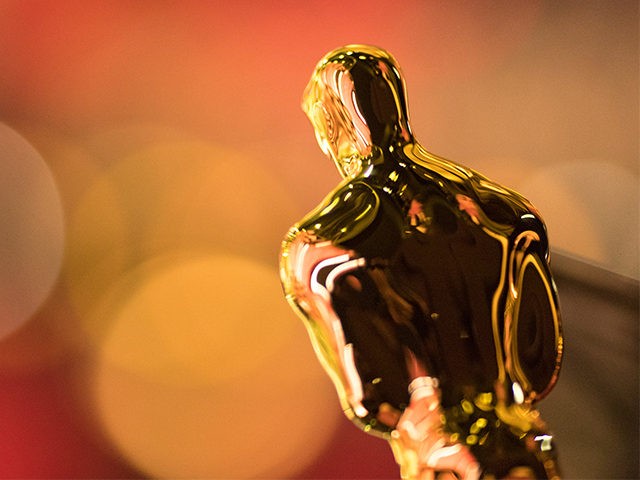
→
(0, 123, 65, 339)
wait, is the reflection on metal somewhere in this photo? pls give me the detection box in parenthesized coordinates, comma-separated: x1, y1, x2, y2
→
(280, 45, 563, 479)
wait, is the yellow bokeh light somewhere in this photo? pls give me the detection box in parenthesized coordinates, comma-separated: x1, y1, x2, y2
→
(63, 132, 298, 345)
(95, 252, 294, 385)
(64, 130, 293, 348)
(93, 252, 341, 478)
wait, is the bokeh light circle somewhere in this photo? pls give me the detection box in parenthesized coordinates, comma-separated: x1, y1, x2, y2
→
(94, 252, 340, 478)
(0, 123, 65, 339)
(63, 134, 298, 346)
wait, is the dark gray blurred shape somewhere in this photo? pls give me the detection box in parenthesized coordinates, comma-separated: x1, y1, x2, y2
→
(541, 253, 639, 479)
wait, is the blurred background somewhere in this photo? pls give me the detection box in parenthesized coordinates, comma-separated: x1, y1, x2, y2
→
(0, 1, 637, 478)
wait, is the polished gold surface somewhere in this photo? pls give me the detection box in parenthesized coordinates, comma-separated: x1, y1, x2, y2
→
(280, 45, 563, 480)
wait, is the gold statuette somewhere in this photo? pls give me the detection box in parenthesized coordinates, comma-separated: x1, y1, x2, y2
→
(280, 45, 563, 480)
